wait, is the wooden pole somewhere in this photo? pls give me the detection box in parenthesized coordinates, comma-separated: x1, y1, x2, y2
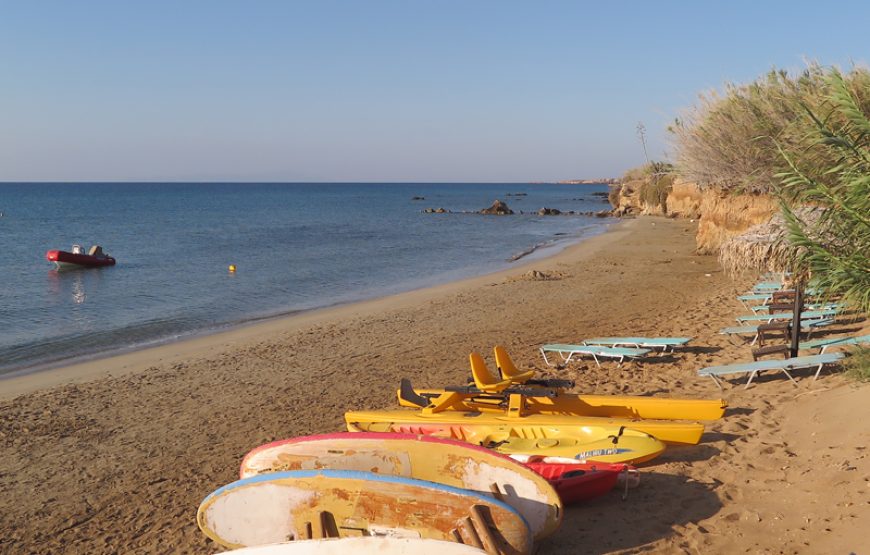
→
(790, 281, 804, 358)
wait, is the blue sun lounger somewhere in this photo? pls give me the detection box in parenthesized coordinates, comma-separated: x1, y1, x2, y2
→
(699, 352, 845, 389)
(750, 302, 843, 314)
(800, 334, 870, 354)
(753, 281, 785, 292)
(719, 318, 834, 345)
(581, 337, 692, 353)
(737, 293, 774, 308)
(540, 344, 651, 367)
(735, 309, 838, 323)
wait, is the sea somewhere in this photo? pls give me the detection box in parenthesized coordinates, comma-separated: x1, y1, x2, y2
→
(0, 182, 612, 378)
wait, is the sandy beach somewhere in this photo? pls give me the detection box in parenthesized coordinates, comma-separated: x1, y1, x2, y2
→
(1, 216, 867, 554)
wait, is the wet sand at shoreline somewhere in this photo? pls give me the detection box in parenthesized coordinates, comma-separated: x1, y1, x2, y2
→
(1, 216, 867, 554)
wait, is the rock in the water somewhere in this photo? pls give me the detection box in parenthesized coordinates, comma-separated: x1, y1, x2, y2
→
(479, 200, 514, 215)
(595, 209, 613, 218)
(537, 207, 561, 216)
(411, 196, 425, 201)
(423, 207, 449, 213)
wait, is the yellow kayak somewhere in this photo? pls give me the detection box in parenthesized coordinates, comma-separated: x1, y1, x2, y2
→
(346, 416, 666, 465)
(346, 408, 701, 445)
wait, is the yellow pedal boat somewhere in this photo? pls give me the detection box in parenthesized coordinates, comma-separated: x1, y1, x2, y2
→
(345, 414, 666, 465)
(398, 347, 724, 421)
(398, 386, 726, 421)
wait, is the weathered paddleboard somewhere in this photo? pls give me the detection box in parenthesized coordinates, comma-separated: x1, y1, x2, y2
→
(346, 407, 702, 445)
(221, 537, 487, 554)
(197, 469, 532, 554)
(240, 432, 562, 539)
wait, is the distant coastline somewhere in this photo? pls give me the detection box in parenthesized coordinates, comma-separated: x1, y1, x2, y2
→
(556, 178, 619, 184)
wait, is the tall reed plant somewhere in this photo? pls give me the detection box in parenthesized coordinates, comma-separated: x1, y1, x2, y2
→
(777, 69, 870, 313)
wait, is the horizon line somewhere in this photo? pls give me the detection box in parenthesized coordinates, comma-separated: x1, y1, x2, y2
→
(0, 180, 617, 185)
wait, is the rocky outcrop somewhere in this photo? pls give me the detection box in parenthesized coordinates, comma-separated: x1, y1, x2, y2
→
(610, 176, 779, 253)
(666, 179, 703, 219)
(423, 207, 449, 213)
(537, 207, 561, 216)
(608, 177, 669, 216)
(479, 200, 514, 215)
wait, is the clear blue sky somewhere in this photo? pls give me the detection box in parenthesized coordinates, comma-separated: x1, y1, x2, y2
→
(1, 1, 867, 182)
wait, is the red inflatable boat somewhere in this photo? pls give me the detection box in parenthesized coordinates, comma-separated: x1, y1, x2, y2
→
(46, 245, 116, 268)
(520, 457, 639, 504)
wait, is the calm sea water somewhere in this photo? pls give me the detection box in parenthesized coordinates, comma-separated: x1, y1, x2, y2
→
(0, 182, 611, 377)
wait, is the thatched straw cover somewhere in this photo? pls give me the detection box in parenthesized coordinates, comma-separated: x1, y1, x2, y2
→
(718, 208, 823, 277)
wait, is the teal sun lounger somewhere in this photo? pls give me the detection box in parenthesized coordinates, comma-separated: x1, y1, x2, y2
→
(539, 344, 651, 367)
(800, 334, 870, 354)
(735, 309, 838, 323)
(699, 352, 845, 389)
(581, 337, 692, 353)
(719, 318, 834, 345)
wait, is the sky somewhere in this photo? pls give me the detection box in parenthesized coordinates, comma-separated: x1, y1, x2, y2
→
(1, 1, 868, 182)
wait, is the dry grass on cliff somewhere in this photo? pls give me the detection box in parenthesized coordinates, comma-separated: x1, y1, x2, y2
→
(669, 64, 870, 194)
(717, 208, 824, 276)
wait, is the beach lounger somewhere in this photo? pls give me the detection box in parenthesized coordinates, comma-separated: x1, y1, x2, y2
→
(581, 337, 692, 353)
(699, 352, 845, 389)
(750, 302, 843, 314)
(735, 309, 838, 323)
(719, 318, 834, 345)
(800, 334, 870, 354)
(737, 293, 773, 308)
(540, 344, 651, 367)
(753, 281, 785, 292)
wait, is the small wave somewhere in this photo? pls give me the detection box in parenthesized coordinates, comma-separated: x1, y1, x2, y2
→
(508, 240, 554, 262)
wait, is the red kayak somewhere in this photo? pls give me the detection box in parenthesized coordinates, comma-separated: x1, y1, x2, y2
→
(519, 457, 639, 504)
(46, 245, 116, 268)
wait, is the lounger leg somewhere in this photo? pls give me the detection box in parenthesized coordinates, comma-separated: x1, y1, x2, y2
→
(750, 333, 759, 346)
(709, 375, 723, 391)
(781, 368, 798, 386)
(812, 363, 824, 381)
(562, 352, 574, 363)
(745, 370, 757, 388)
(540, 348, 552, 367)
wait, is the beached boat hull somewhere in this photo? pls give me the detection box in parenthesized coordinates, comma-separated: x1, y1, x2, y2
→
(239, 432, 562, 540)
(522, 460, 630, 504)
(221, 538, 490, 555)
(197, 470, 532, 554)
(347, 408, 702, 446)
(397, 388, 726, 421)
(46, 249, 115, 267)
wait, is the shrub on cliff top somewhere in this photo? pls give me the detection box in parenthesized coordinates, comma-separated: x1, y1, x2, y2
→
(620, 162, 675, 213)
(639, 173, 675, 214)
(621, 161, 674, 182)
(669, 64, 870, 194)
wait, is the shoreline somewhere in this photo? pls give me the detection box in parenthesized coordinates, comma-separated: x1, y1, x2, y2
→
(4, 214, 866, 554)
(0, 219, 623, 400)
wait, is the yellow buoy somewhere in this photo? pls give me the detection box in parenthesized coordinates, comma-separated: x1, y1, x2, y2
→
(228, 264, 237, 272)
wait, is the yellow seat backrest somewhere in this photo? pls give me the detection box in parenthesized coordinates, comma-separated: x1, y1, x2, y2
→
(493, 345, 535, 383)
(469, 352, 512, 392)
